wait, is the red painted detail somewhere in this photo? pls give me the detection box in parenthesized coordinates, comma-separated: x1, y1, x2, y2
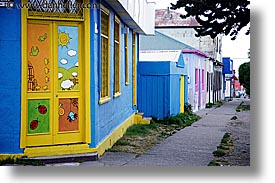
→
(38, 105, 47, 114)
(30, 120, 39, 130)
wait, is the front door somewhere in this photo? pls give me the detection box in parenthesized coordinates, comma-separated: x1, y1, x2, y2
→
(25, 21, 84, 146)
(198, 69, 201, 109)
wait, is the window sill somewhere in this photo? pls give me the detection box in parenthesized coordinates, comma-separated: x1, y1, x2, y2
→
(113, 92, 121, 98)
(99, 97, 111, 104)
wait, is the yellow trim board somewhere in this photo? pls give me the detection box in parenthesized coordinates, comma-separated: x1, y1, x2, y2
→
(0, 154, 24, 161)
(24, 144, 97, 158)
(20, 0, 28, 149)
(83, 1, 91, 144)
(96, 113, 135, 157)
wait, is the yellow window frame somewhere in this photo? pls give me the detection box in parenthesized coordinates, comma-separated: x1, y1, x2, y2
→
(99, 5, 111, 104)
(125, 32, 129, 85)
(114, 16, 121, 97)
(132, 32, 137, 106)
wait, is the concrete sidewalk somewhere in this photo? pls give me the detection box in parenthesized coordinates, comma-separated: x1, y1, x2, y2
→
(49, 98, 248, 166)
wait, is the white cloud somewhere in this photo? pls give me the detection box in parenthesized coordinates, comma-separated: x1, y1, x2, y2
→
(61, 80, 74, 89)
(68, 49, 77, 57)
(58, 72, 63, 79)
(72, 72, 78, 77)
(60, 58, 68, 65)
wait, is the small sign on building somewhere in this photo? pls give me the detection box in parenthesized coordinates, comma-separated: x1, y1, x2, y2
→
(0, 0, 14, 8)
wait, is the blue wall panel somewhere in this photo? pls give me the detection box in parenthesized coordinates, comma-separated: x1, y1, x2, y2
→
(138, 62, 170, 75)
(138, 75, 170, 119)
(90, 3, 98, 147)
(170, 75, 180, 116)
(0, 2, 22, 154)
(222, 57, 233, 74)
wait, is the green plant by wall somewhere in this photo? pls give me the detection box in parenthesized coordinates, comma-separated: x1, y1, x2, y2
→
(184, 103, 193, 113)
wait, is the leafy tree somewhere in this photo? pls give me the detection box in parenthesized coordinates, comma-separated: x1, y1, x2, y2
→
(238, 62, 250, 96)
(170, 0, 250, 40)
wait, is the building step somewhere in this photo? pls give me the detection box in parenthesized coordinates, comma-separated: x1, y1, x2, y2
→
(17, 152, 98, 165)
(134, 112, 151, 125)
(140, 117, 152, 125)
(136, 112, 144, 116)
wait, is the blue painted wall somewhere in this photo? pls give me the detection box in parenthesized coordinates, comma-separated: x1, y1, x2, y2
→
(169, 74, 181, 116)
(222, 57, 233, 74)
(0, 1, 23, 154)
(90, 0, 97, 148)
(90, 1, 137, 147)
(138, 75, 170, 119)
(137, 59, 187, 119)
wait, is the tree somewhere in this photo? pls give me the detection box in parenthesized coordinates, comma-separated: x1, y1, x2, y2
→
(238, 62, 250, 96)
(170, 0, 250, 40)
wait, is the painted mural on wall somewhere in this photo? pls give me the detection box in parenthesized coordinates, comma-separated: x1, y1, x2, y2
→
(27, 23, 50, 92)
(59, 98, 79, 132)
(58, 26, 79, 91)
(28, 99, 50, 134)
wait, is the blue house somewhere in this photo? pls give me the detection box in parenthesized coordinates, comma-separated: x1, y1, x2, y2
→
(222, 57, 234, 98)
(138, 50, 188, 119)
(0, 0, 155, 159)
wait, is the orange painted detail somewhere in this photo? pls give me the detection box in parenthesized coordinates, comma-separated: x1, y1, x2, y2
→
(27, 23, 50, 92)
(59, 98, 79, 132)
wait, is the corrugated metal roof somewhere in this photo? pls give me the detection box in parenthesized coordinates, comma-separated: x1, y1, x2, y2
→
(139, 50, 182, 62)
(140, 31, 196, 50)
(155, 9, 201, 27)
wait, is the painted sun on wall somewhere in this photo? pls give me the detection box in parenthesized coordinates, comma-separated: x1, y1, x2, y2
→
(58, 26, 79, 91)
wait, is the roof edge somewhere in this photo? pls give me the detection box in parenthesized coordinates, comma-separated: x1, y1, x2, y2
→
(182, 50, 208, 58)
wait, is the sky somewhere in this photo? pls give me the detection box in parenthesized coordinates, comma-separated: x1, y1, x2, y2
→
(154, 0, 250, 77)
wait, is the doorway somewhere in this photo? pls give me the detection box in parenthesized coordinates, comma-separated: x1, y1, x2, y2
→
(24, 21, 85, 147)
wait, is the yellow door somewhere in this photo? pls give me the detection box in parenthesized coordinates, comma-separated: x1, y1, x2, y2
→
(180, 76, 185, 113)
(24, 21, 84, 146)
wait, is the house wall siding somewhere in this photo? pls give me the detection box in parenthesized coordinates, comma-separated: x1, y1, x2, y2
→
(169, 74, 181, 116)
(138, 74, 170, 119)
(183, 53, 206, 111)
(0, 2, 23, 154)
(92, 5, 137, 147)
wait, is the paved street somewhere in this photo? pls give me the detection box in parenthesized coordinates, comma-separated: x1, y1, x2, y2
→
(47, 98, 250, 167)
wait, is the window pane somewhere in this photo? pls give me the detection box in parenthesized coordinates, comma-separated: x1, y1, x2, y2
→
(114, 19, 120, 94)
(101, 36, 109, 97)
(58, 25, 79, 91)
(125, 34, 129, 84)
(101, 12, 109, 36)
